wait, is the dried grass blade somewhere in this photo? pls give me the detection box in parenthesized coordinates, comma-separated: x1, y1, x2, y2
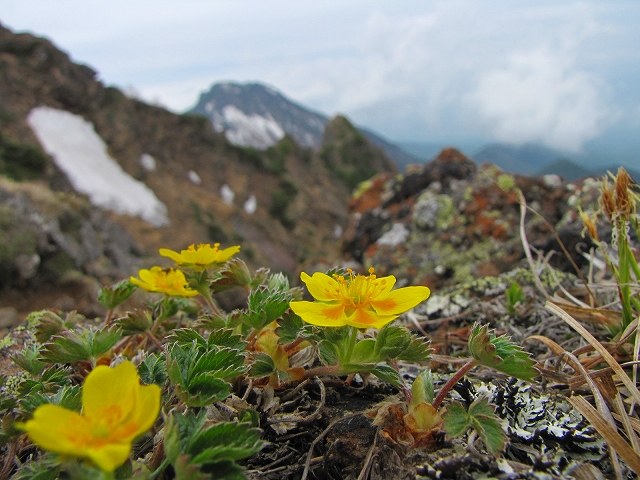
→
(519, 191, 551, 299)
(613, 393, 640, 453)
(546, 301, 640, 406)
(569, 395, 640, 475)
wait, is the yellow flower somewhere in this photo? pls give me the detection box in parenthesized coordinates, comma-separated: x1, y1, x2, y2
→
(18, 361, 161, 472)
(130, 266, 198, 297)
(159, 243, 240, 270)
(289, 268, 430, 329)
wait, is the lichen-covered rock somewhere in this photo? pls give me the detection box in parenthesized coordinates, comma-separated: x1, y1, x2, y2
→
(341, 148, 603, 291)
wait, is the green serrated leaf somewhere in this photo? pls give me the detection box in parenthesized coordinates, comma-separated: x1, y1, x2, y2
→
(318, 340, 339, 366)
(19, 385, 82, 414)
(471, 412, 507, 455)
(12, 346, 45, 376)
(351, 339, 376, 364)
(276, 312, 305, 344)
(442, 401, 470, 437)
(138, 353, 167, 387)
(374, 325, 411, 361)
(28, 310, 78, 343)
(207, 258, 252, 294)
(207, 329, 247, 351)
(98, 279, 137, 310)
(166, 344, 241, 406)
(244, 287, 291, 329)
(170, 328, 208, 349)
(468, 323, 537, 380)
(192, 349, 247, 381)
(249, 267, 270, 289)
(468, 323, 500, 367)
(371, 365, 404, 389)
(40, 327, 121, 364)
(186, 422, 264, 464)
(398, 336, 432, 363)
(164, 412, 203, 464)
(249, 353, 276, 378)
(181, 375, 231, 406)
(443, 399, 507, 455)
(493, 350, 538, 381)
(112, 309, 153, 335)
(12, 458, 61, 480)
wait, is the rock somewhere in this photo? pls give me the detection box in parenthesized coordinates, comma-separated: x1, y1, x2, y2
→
(341, 149, 602, 291)
(0, 307, 18, 328)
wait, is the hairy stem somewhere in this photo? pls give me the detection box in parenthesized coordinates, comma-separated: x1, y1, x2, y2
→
(432, 359, 476, 410)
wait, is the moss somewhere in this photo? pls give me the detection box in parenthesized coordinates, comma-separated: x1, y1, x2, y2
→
(497, 173, 517, 192)
(352, 179, 373, 200)
(435, 196, 456, 230)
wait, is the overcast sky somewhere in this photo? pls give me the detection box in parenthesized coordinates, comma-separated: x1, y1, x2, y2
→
(2, 0, 639, 156)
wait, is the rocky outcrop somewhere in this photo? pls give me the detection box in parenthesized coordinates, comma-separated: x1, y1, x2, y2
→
(0, 24, 398, 318)
(341, 148, 605, 290)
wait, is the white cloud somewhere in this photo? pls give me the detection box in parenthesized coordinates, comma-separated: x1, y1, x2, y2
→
(469, 46, 612, 151)
(4, 0, 638, 149)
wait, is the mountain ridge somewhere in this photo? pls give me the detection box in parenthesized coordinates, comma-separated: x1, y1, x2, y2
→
(188, 81, 420, 168)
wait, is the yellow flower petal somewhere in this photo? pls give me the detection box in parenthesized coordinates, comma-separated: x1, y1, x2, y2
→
(289, 301, 347, 327)
(83, 362, 138, 422)
(19, 404, 91, 455)
(129, 383, 162, 437)
(216, 245, 241, 262)
(158, 248, 183, 264)
(85, 443, 133, 472)
(19, 361, 161, 473)
(345, 307, 397, 329)
(300, 272, 340, 302)
(370, 286, 430, 316)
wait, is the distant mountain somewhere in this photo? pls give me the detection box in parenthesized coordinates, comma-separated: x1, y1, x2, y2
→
(188, 82, 420, 168)
(472, 143, 566, 175)
(536, 159, 593, 181)
(534, 158, 640, 182)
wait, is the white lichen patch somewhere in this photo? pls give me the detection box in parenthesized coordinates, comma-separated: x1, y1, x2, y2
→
(376, 223, 409, 247)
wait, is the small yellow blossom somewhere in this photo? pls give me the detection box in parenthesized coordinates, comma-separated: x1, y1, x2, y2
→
(159, 243, 240, 270)
(289, 268, 430, 329)
(18, 362, 161, 472)
(130, 266, 198, 297)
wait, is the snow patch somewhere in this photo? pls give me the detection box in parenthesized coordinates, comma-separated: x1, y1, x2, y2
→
(244, 194, 257, 214)
(220, 184, 234, 205)
(219, 105, 284, 149)
(139, 153, 156, 172)
(205, 101, 214, 114)
(188, 170, 201, 185)
(27, 107, 169, 227)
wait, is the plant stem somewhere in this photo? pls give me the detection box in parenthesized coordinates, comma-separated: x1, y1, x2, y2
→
(304, 364, 342, 379)
(344, 326, 359, 365)
(432, 358, 476, 410)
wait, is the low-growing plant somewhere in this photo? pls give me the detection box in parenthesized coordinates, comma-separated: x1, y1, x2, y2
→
(0, 241, 541, 479)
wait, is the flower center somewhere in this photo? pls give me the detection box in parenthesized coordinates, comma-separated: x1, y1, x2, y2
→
(331, 268, 387, 308)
